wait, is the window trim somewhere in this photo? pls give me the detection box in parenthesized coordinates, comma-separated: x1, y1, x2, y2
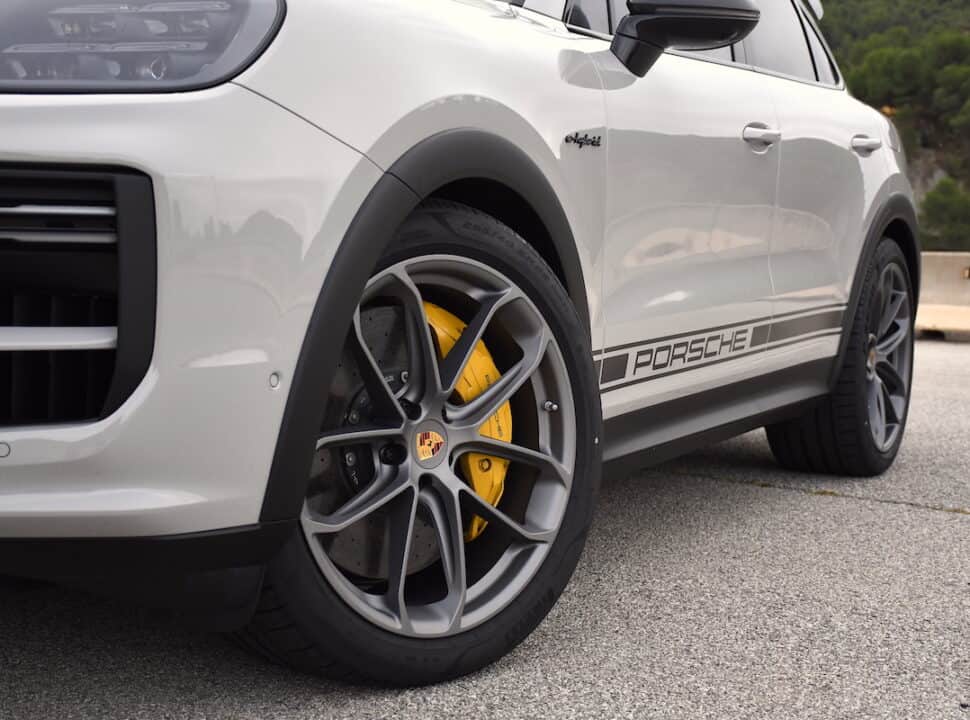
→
(551, 0, 845, 91)
(565, 0, 742, 70)
(563, 22, 612, 41)
(736, 0, 846, 90)
(563, 0, 611, 36)
(512, 0, 567, 21)
(795, 0, 844, 89)
(735, 44, 845, 91)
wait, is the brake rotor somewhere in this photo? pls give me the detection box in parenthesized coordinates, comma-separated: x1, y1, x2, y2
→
(312, 301, 511, 583)
(424, 302, 511, 542)
(313, 306, 440, 581)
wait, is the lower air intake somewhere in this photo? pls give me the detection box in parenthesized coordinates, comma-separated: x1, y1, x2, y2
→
(0, 166, 156, 428)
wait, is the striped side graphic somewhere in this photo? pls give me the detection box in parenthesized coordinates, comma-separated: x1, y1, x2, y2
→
(592, 305, 845, 393)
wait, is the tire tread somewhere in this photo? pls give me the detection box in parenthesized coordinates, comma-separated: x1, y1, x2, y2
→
(765, 238, 913, 477)
(233, 199, 600, 685)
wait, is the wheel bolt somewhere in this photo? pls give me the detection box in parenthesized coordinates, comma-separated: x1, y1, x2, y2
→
(400, 399, 421, 420)
(344, 452, 357, 467)
(380, 444, 408, 466)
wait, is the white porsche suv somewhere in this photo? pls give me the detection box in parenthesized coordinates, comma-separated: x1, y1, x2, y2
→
(0, 0, 918, 685)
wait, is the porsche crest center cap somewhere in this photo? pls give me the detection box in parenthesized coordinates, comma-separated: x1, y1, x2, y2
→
(415, 422, 447, 469)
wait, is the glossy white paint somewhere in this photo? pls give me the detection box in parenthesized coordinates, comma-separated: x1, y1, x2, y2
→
(765, 75, 891, 316)
(237, 0, 609, 342)
(595, 49, 779, 418)
(0, 84, 381, 537)
(0, 0, 913, 538)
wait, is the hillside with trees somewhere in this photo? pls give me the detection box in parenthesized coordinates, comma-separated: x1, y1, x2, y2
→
(820, 0, 970, 250)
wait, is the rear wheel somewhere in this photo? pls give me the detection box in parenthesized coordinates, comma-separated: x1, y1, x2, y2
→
(766, 238, 915, 476)
(238, 201, 600, 685)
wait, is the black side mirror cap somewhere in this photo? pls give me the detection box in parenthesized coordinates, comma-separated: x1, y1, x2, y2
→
(611, 0, 761, 77)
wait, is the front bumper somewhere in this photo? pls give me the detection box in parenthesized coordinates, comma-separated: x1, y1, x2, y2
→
(0, 83, 382, 540)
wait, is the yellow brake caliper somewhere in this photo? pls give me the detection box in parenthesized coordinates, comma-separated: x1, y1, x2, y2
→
(424, 302, 511, 543)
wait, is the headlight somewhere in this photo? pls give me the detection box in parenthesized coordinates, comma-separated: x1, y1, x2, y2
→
(0, 0, 285, 93)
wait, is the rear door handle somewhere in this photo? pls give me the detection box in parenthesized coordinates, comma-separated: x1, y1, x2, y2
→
(851, 135, 883, 154)
(742, 125, 782, 147)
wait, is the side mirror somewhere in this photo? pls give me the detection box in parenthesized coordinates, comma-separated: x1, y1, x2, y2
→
(611, 0, 761, 77)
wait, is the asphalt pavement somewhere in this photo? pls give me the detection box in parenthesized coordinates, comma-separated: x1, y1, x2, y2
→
(1, 340, 967, 720)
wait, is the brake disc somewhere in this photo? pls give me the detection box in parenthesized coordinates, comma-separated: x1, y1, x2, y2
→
(313, 301, 511, 583)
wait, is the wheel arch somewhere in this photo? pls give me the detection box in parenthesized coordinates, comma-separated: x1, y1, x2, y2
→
(388, 129, 592, 337)
(883, 215, 921, 303)
(260, 129, 590, 523)
(829, 194, 920, 388)
(430, 178, 570, 299)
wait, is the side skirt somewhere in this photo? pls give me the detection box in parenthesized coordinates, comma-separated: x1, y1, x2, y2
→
(602, 358, 832, 475)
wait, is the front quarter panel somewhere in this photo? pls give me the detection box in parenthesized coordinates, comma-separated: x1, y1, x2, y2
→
(236, 0, 609, 345)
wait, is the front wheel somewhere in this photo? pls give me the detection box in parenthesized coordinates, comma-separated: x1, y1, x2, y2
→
(238, 201, 601, 685)
(766, 237, 915, 476)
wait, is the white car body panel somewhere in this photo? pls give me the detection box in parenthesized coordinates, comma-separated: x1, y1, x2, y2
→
(594, 49, 779, 419)
(236, 1, 609, 348)
(0, 0, 915, 540)
(0, 85, 382, 536)
(766, 75, 891, 314)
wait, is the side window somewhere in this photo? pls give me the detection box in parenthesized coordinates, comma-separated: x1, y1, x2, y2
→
(743, 0, 817, 81)
(521, 0, 567, 20)
(801, 10, 839, 85)
(566, 0, 610, 34)
(609, 0, 734, 63)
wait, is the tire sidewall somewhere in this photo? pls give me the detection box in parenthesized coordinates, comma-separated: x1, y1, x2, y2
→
(265, 201, 602, 685)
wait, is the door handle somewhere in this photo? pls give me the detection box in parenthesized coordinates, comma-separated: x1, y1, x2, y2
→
(851, 135, 883, 154)
(742, 124, 782, 147)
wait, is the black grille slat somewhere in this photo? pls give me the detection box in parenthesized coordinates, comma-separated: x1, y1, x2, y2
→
(0, 166, 152, 429)
(0, 295, 8, 424)
(0, 174, 114, 207)
(47, 297, 79, 421)
(0, 213, 116, 234)
(86, 298, 116, 419)
(0, 249, 118, 296)
(10, 296, 49, 423)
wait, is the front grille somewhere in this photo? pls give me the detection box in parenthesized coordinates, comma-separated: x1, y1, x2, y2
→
(0, 167, 156, 428)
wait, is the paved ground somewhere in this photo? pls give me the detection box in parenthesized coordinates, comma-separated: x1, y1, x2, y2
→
(1, 340, 968, 720)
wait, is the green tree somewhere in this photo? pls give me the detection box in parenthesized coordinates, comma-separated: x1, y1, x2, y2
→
(921, 178, 970, 251)
(822, 2, 970, 250)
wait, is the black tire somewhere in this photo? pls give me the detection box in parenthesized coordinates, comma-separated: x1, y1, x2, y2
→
(237, 200, 601, 685)
(765, 237, 915, 477)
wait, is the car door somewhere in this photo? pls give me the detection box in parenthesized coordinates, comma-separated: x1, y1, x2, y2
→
(742, 0, 888, 337)
(589, 1, 780, 420)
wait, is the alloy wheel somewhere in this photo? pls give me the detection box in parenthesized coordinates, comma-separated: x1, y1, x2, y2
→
(865, 261, 913, 452)
(300, 255, 576, 638)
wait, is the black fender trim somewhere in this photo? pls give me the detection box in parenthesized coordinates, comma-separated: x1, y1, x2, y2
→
(387, 129, 591, 335)
(260, 172, 420, 522)
(829, 194, 920, 388)
(259, 130, 589, 523)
